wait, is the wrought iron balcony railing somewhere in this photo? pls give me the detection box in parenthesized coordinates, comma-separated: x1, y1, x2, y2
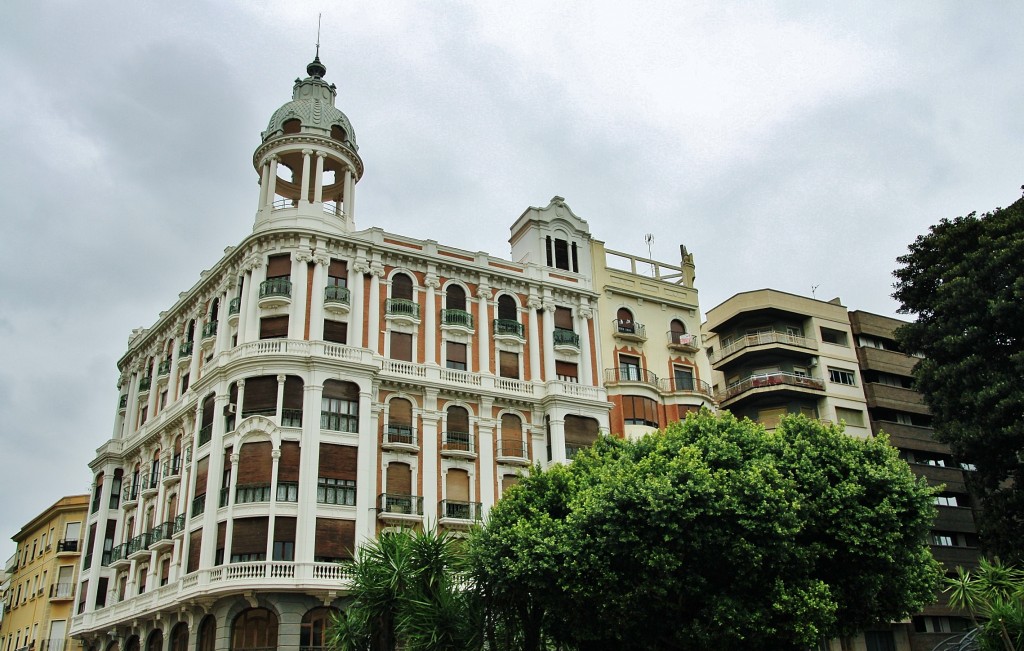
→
(260, 277, 293, 299)
(441, 309, 473, 328)
(386, 298, 420, 318)
(493, 319, 524, 338)
(553, 328, 579, 347)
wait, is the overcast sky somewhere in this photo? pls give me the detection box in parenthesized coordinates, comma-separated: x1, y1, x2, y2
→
(0, 1, 1021, 551)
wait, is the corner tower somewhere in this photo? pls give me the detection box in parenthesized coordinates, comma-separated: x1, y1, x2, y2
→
(253, 53, 363, 234)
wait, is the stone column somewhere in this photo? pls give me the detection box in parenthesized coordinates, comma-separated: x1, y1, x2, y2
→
(222, 452, 239, 562)
(258, 159, 270, 211)
(577, 307, 593, 386)
(244, 259, 266, 343)
(188, 314, 204, 383)
(236, 270, 251, 347)
(424, 274, 438, 365)
(275, 374, 286, 424)
(354, 386, 377, 544)
(420, 404, 440, 523)
(350, 260, 367, 348)
(265, 156, 279, 207)
(299, 149, 312, 207)
(288, 250, 311, 340)
(313, 152, 326, 204)
(542, 300, 556, 382)
(527, 297, 542, 382)
(214, 288, 230, 356)
(299, 381, 324, 562)
(478, 418, 496, 510)
(308, 255, 328, 341)
(367, 265, 383, 354)
(476, 283, 491, 374)
(549, 415, 567, 464)
(265, 449, 281, 562)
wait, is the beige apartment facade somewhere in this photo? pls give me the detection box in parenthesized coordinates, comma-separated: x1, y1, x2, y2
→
(1, 496, 89, 651)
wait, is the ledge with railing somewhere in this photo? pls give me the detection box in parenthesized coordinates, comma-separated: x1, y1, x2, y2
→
(385, 298, 420, 319)
(228, 296, 241, 316)
(604, 366, 659, 387)
(667, 331, 700, 351)
(441, 431, 475, 456)
(441, 309, 473, 329)
(71, 561, 357, 634)
(496, 439, 529, 463)
(324, 285, 350, 306)
(378, 493, 424, 519)
(493, 318, 524, 338)
(178, 340, 194, 358)
(613, 320, 646, 340)
(383, 425, 417, 449)
(118, 394, 128, 410)
(157, 359, 171, 377)
(709, 330, 817, 364)
(553, 327, 579, 348)
(657, 377, 713, 397)
(56, 538, 80, 554)
(121, 484, 139, 505)
(259, 277, 292, 300)
(191, 494, 206, 518)
(717, 371, 825, 402)
(49, 582, 75, 600)
(439, 500, 482, 523)
(138, 376, 152, 392)
(162, 457, 182, 481)
(198, 423, 213, 446)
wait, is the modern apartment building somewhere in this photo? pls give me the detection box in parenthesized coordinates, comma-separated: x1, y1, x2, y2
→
(65, 51, 725, 651)
(701, 289, 870, 437)
(849, 311, 980, 651)
(0, 495, 89, 651)
(592, 241, 714, 437)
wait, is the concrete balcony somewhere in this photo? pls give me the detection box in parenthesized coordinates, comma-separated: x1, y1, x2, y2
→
(709, 330, 817, 368)
(612, 320, 646, 343)
(439, 500, 482, 529)
(492, 319, 525, 342)
(930, 545, 982, 568)
(496, 439, 530, 466)
(666, 331, 700, 354)
(382, 425, 418, 453)
(856, 346, 919, 376)
(323, 285, 350, 315)
(377, 493, 424, 523)
(872, 420, 947, 454)
(862, 383, 930, 414)
(604, 367, 660, 390)
(385, 298, 420, 325)
(441, 309, 474, 333)
(717, 371, 825, 405)
(552, 327, 580, 351)
(440, 431, 476, 459)
(259, 277, 292, 308)
(227, 296, 241, 325)
(934, 506, 979, 533)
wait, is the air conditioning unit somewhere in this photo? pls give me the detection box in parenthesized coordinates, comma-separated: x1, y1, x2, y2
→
(225, 403, 237, 415)
(808, 357, 818, 368)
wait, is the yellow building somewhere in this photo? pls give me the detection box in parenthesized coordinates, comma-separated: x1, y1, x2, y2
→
(0, 496, 89, 651)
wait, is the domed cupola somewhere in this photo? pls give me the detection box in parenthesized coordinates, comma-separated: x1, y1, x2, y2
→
(252, 52, 364, 235)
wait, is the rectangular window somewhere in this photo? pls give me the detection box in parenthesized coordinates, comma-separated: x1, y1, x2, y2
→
(266, 254, 292, 279)
(390, 331, 413, 361)
(934, 494, 960, 507)
(622, 396, 659, 428)
(272, 541, 294, 562)
(864, 631, 896, 651)
(555, 361, 578, 383)
(757, 407, 787, 429)
(317, 478, 356, 505)
(321, 397, 358, 433)
(554, 306, 574, 330)
(259, 315, 289, 339)
(835, 407, 865, 427)
(553, 238, 570, 270)
(619, 355, 641, 381)
(323, 319, 348, 344)
(931, 533, 954, 547)
(446, 342, 467, 371)
(820, 327, 849, 346)
(673, 366, 694, 391)
(828, 367, 857, 386)
(499, 351, 519, 379)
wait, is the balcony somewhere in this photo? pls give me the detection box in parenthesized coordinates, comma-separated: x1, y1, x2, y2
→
(385, 298, 420, 323)
(172, 513, 187, 537)
(55, 539, 80, 555)
(140, 471, 159, 497)
(281, 408, 303, 428)
(863, 383, 930, 415)
(553, 327, 579, 350)
(148, 522, 174, 550)
(49, 583, 75, 601)
(605, 366, 660, 388)
(666, 331, 701, 353)
(198, 423, 213, 446)
(108, 542, 129, 568)
(873, 420, 946, 454)
(323, 285, 351, 315)
(709, 330, 818, 367)
(227, 297, 241, 324)
(191, 494, 206, 518)
(138, 376, 152, 393)
(493, 318, 525, 341)
(441, 309, 474, 332)
(658, 376, 713, 398)
(259, 277, 293, 308)
(377, 493, 424, 523)
(612, 320, 646, 343)
(121, 484, 139, 508)
(157, 359, 171, 377)
(717, 371, 825, 404)
(382, 425, 418, 453)
(178, 340, 194, 365)
(440, 432, 476, 459)
(126, 532, 151, 560)
(439, 500, 482, 528)
(201, 321, 218, 348)
(118, 394, 128, 411)
(162, 457, 182, 485)
(496, 439, 530, 466)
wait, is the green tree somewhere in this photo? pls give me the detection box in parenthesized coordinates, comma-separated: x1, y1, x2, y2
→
(329, 527, 482, 651)
(892, 195, 1024, 561)
(945, 559, 1024, 651)
(470, 411, 941, 651)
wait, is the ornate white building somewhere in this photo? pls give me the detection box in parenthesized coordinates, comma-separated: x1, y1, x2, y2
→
(67, 53, 633, 651)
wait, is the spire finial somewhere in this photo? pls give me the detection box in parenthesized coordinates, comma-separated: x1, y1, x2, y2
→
(306, 14, 327, 79)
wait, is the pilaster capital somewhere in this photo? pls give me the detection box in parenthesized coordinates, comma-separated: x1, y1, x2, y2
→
(271, 449, 281, 460)
(230, 453, 239, 465)
(476, 284, 491, 300)
(314, 254, 331, 267)
(541, 299, 556, 312)
(578, 307, 593, 320)
(369, 263, 385, 278)
(277, 374, 287, 384)
(244, 255, 264, 272)
(424, 274, 440, 289)
(293, 248, 314, 263)
(353, 260, 370, 275)
(527, 297, 543, 310)
(302, 148, 313, 156)
(315, 151, 328, 159)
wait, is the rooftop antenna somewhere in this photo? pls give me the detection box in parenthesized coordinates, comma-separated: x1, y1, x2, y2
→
(811, 284, 820, 300)
(644, 234, 656, 276)
(316, 13, 322, 58)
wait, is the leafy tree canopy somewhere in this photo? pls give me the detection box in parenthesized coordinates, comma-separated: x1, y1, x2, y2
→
(893, 195, 1024, 561)
(470, 411, 941, 651)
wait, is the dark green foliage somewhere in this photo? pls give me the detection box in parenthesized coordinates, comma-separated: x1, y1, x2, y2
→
(893, 196, 1024, 561)
(329, 527, 482, 651)
(470, 411, 941, 650)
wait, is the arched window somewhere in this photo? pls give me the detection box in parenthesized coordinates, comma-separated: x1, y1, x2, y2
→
(209, 298, 220, 321)
(617, 307, 635, 334)
(444, 405, 471, 452)
(124, 637, 139, 651)
(301, 607, 339, 651)
(499, 413, 525, 458)
(169, 623, 188, 651)
(497, 295, 517, 321)
(282, 119, 301, 135)
(445, 285, 466, 311)
(198, 616, 216, 651)
(669, 319, 690, 345)
(386, 398, 413, 444)
(330, 125, 347, 142)
(391, 273, 413, 300)
(146, 629, 162, 651)
(232, 608, 278, 651)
